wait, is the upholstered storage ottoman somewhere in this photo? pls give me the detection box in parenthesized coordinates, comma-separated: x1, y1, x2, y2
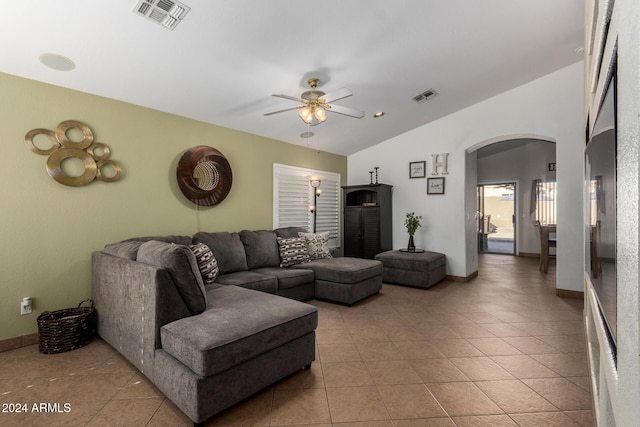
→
(375, 250, 446, 289)
(293, 257, 383, 305)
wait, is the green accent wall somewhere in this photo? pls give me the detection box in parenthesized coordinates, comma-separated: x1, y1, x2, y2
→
(0, 72, 347, 341)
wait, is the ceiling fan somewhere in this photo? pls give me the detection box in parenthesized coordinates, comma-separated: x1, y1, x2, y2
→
(265, 78, 365, 125)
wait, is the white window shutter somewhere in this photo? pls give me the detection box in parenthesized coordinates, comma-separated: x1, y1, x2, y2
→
(315, 174, 340, 247)
(273, 164, 341, 247)
(275, 170, 312, 231)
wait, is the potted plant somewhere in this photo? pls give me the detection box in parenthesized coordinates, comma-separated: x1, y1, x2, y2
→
(404, 212, 422, 251)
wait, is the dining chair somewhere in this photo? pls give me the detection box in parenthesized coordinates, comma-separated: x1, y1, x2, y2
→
(535, 220, 556, 273)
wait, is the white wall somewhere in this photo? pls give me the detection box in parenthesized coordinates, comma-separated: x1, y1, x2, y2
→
(464, 150, 478, 273)
(348, 61, 584, 290)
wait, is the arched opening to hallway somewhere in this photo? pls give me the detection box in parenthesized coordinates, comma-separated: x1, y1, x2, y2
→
(466, 135, 557, 279)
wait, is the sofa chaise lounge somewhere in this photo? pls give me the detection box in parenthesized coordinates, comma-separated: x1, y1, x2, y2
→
(92, 227, 382, 424)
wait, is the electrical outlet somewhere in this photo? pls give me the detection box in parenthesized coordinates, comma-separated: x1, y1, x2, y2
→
(21, 297, 32, 315)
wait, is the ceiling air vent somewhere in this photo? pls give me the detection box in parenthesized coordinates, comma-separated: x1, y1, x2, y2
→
(412, 89, 438, 104)
(134, 0, 190, 30)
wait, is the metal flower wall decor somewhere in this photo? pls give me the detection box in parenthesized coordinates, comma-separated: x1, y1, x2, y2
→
(25, 120, 122, 187)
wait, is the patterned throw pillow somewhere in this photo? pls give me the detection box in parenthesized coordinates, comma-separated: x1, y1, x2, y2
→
(190, 242, 219, 284)
(276, 237, 310, 267)
(298, 232, 333, 260)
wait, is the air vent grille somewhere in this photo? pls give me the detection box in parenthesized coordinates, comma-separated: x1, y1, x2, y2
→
(134, 0, 190, 30)
(412, 89, 438, 104)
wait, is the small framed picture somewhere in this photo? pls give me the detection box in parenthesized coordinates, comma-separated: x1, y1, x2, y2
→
(409, 161, 426, 178)
(427, 177, 445, 194)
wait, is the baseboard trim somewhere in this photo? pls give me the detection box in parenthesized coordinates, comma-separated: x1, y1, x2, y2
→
(0, 333, 39, 353)
(518, 252, 539, 258)
(446, 271, 478, 283)
(556, 288, 584, 299)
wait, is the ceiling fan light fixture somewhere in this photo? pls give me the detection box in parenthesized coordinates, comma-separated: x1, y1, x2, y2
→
(268, 77, 363, 125)
(299, 106, 313, 124)
(314, 106, 327, 123)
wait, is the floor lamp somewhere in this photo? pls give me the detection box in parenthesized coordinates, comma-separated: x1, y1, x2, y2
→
(309, 178, 322, 233)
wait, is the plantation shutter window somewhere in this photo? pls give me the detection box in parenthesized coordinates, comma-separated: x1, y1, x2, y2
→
(273, 164, 341, 247)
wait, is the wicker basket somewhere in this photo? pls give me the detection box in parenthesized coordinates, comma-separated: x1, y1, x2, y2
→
(37, 299, 96, 354)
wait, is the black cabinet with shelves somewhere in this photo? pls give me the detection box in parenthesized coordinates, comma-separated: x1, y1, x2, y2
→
(342, 184, 392, 259)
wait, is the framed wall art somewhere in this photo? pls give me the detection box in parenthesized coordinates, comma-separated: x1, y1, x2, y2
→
(427, 177, 445, 194)
(409, 161, 426, 178)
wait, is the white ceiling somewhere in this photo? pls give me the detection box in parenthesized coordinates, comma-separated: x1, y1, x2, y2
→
(0, 0, 584, 156)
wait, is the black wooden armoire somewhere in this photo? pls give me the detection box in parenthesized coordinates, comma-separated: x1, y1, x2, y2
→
(342, 184, 393, 259)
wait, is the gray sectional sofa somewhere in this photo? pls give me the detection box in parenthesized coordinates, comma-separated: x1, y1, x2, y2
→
(91, 227, 382, 425)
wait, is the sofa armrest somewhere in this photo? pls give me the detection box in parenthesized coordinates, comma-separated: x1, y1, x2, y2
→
(91, 251, 191, 377)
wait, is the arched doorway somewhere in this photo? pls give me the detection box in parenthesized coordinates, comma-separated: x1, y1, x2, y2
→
(466, 134, 557, 271)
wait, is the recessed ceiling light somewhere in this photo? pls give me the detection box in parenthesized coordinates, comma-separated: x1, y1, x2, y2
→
(373, 112, 385, 118)
(39, 53, 75, 71)
(300, 131, 314, 138)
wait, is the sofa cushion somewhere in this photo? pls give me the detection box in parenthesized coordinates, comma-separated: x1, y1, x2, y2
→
(275, 226, 308, 239)
(252, 267, 315, 291)
(136, 240, 207, 315)
(160, 285, 318, 377)
(276, 237, 310, 267)
(214, 271, 278, 293)
(298, 231, 333, 260)
(123, 235, 193, 245)
(239, 230, 280, 269)
(292, 257, 383, 284)
(103, 235, 193, 259)
(193, 232, 248, 275)
(103, 240, 145, 260)
(190, 243, 219, 285)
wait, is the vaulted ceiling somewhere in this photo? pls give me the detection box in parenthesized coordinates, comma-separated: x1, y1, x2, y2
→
(0, 0, 584, 155)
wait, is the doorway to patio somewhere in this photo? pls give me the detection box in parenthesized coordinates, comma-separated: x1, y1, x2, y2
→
(477, 182, 516, 255)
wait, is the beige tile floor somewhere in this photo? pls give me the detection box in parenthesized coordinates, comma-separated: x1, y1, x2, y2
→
(0, 254, 593, 426)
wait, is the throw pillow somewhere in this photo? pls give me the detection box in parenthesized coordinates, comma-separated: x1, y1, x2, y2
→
(276, 237, 310, 267)
(190, 242, 219, 285)
(298, 231, 333, 260)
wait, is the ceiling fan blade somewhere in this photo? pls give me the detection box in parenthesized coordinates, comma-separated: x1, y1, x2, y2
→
(264, 105, 303, 116)
(327, 104, 365, 119)
(321, 87, 352, 103)
(272, 94, 304, 103)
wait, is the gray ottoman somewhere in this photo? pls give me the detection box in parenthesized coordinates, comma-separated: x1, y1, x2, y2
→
(375, 250, 446, 289)
(293, 257, 383, 305)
